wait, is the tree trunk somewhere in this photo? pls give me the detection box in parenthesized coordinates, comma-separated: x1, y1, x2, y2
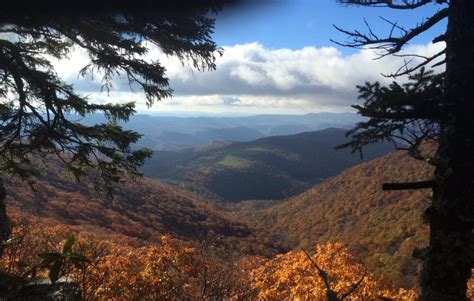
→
(0, 178, 10, 257)
(420, 1, 474, 300)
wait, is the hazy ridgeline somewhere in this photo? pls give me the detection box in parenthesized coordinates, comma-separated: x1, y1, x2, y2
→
(81, 112, 365, 150)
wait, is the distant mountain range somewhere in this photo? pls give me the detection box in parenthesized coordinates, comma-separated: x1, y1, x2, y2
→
(81, 112, 366, 150)
(143, 128, 394, 202)
(237, 150, 433, 288)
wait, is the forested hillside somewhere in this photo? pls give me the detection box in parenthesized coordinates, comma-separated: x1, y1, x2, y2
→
(6, 148, 473, 300)
(237, 150, 434, 288)
(4, 166, 281, 257)
(143, 128, 394, 202)
(1, 158, 425, 300)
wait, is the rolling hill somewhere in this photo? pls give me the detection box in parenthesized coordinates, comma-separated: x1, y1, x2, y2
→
(143, 128, 394, 202)
(4, 167, 281, 256)
(237, 150, 434, 288)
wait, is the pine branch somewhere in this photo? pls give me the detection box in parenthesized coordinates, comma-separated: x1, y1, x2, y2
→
(0, 1, 220, 189)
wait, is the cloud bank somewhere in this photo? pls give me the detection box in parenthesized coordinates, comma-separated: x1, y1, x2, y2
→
(54, 42, 445, 114)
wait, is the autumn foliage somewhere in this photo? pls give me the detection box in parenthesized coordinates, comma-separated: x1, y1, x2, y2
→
(1, 218, 428, 300)
(250, 243, 416, 300)
(1, 220, 254, 300)
(4, 167, 281, 257)
(7, 150, 473, 300)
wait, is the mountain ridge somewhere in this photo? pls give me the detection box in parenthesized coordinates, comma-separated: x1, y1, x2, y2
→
(81, 112, 366, 150)
(143, 128, 394, 202)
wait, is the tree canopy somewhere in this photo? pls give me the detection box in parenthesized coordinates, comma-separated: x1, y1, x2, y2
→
(0, 1, 222, 183)
(0, 0, 227, 259)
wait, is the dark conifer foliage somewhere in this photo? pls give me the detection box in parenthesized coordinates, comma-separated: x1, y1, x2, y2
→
(338, 68, 443, 162)
(335, 1, 474, 300)
(0, 1, 224, 255)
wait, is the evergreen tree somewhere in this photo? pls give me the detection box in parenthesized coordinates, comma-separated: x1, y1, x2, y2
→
(335, 1, 474, 300)
(0, 0, 223, 256)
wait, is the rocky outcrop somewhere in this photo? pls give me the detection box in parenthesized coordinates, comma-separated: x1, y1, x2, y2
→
(8, 278, 82, 301)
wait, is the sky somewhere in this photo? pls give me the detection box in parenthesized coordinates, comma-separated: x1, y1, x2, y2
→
(213, 0, 446, 53)
(55, 0, 447, 116)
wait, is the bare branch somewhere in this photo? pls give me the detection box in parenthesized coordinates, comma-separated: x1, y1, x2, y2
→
(382, 180, 434, 190)
(340, 272, 366, 300)
(383, 49, 446, 77)
(338, 0, 435, 10)
(432, 33, 446, 43)
(302, 249, 333, 293)
(332, 7, 448, 60)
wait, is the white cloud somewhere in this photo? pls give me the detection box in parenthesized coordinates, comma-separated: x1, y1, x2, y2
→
(229, 65, 266, 86)
(52, 41, 446, 114)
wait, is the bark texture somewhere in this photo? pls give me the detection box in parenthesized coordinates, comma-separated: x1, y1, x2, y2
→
(421, 1, 474, 300)
(0, 178, 10, 257)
